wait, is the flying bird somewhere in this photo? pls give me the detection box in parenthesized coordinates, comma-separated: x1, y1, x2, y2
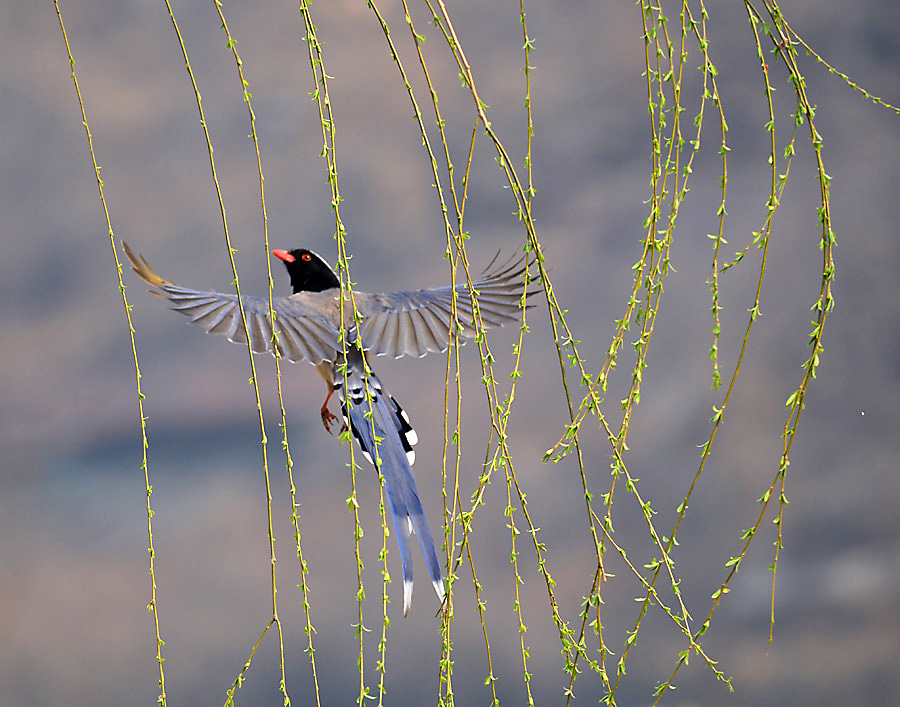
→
(123, 241, 531, 614)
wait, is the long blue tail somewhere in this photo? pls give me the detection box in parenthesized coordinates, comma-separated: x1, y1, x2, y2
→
(334, 347, 444, 615)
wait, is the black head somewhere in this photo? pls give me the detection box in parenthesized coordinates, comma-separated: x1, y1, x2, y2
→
(272, 248, 340, 293)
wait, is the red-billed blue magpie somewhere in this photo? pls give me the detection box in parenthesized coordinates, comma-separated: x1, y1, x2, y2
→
(123, 242, 530, 614)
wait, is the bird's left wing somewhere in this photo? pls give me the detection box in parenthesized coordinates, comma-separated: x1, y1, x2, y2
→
(354, 250, 535, 359)
(123, 242, 339, 364)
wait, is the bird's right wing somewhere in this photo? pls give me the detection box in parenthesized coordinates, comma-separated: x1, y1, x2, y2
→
(123, 242, 339, 364)
(354, 250, 536, 359)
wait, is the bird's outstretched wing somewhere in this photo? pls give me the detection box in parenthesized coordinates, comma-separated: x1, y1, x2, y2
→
(123, 242, 339, 364)
(354, 250, 535, 358)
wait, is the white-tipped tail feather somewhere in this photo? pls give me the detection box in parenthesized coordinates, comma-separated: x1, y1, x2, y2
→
(336, 347, 445, 616)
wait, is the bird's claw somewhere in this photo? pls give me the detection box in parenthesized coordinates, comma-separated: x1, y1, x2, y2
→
(321, 407, 346, 435)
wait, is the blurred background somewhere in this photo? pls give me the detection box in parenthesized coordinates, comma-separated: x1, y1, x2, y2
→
(2, 1, 899, 705)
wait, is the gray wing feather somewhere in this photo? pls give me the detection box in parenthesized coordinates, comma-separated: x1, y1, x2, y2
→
(123, 242, 341, 363)
(161, 286, 273, 354)
(357, 252, 531, 358)
(275, 308, 338, 363)
(139, 281, 339, 364)
(124, 241, 532, 364)
(171, 286, 338, 362)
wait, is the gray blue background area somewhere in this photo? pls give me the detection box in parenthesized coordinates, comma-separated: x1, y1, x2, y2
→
(2, 2, 899, 705)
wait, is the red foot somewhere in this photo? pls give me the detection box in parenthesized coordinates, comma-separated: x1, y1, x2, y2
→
(320, 388, 347, 435)
(321, 406, 342, 435)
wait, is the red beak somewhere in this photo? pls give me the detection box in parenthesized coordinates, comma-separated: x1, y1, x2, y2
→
(272, 249, 295, 263)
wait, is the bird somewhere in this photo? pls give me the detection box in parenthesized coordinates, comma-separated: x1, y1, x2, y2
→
(123, 241, 532, 615)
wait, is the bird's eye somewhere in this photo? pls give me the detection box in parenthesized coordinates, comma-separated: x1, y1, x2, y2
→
(301, 253, 312, 262)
